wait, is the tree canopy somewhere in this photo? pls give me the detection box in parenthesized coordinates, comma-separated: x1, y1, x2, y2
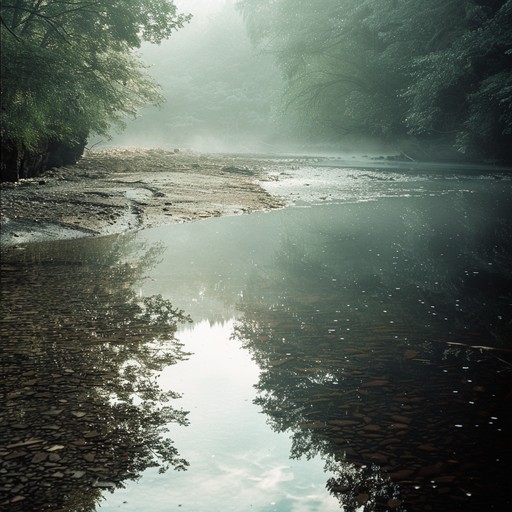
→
(0, 0, 190, 180)
(238, 0, 512, 162)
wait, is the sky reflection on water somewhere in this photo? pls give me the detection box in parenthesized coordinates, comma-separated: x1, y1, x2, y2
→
(3, 169, 511, 511)
(116, 179, 511, 511)
(101, 320, 340, 512)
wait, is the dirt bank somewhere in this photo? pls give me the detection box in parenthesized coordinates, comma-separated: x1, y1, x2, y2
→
(0, 148, 286, 246)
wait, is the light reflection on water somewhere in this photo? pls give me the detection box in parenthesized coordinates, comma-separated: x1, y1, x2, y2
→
(0, 236, 191, 511)
(116, 181, 512, 511)
(260, 164, 511, 206)
(2, 169, 512, 511)
(101, 320, 341, 511)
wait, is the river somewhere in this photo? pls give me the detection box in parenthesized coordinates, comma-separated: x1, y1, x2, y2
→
(1, 162, 511, 511)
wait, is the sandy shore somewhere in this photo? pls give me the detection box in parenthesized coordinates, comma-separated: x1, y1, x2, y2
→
(0, 148, 287, 246)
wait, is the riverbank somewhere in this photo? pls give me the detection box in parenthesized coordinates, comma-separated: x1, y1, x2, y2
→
(0, 148, 285, 246)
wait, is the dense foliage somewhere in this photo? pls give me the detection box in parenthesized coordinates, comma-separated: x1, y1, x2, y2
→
(238, 0, 512, 162)
(0, 0, 190, 180)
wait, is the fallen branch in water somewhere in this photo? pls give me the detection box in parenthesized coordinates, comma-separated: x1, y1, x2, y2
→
(443, 340, 512, 354)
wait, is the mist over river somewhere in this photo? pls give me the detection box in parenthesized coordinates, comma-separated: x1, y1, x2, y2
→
(2, 161, 511, 511)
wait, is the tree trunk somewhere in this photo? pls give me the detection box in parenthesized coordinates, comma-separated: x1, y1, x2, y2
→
(0, 138, 86, 182)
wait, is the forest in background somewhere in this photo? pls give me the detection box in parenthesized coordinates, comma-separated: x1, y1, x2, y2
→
(105, 1, 290, 153)
(1, 0, 511, 182)
(237, 0, 512, 162)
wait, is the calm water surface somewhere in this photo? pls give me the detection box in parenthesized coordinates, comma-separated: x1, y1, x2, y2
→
(1, 166, 511, 511)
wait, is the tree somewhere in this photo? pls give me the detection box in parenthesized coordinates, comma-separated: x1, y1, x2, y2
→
(238, 0, 411, 141)
(238, 0, 512, 161)
(0, 0, 190, 181)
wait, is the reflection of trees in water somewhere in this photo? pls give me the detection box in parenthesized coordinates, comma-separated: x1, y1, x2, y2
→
(262, 194, 512, 350)
(0, 235, 191, 511)
(232, 208, 512, 511)
(325, 458, 402, 512)
(234, 303, 405, 512)
(395, 194, 512, 346)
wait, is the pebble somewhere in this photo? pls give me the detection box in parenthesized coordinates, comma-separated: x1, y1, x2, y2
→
(46, 445, 65, 452)
(0, 254, 192, 510)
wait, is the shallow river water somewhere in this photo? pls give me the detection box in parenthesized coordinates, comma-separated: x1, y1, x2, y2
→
(1, 164, 512, 511)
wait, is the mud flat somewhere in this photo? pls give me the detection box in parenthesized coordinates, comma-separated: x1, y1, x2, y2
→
(0, 147, 285, 246)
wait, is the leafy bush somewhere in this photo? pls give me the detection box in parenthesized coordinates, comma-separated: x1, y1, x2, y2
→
(0, 0, 190, 179)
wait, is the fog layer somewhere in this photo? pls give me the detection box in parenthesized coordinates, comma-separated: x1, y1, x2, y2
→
(106, 1, 291, 153)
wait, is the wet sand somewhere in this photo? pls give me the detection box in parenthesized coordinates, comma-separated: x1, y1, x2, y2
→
(0, 148, 286, 246)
